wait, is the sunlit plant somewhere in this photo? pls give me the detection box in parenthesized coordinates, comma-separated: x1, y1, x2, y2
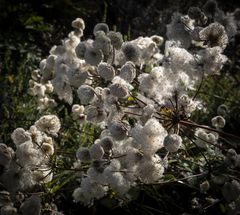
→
(1, 1, 240, 214)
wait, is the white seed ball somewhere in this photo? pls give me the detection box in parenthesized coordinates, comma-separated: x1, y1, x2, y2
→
(11, 128, 31, 146)
(75, 42, 87, 59)
(109, 83, 128, 98)
(100, 136, 114, 151)
(20, 196, 41, 215)
(84, 46, 103, 66)
(42, 142, 54, 156)
(211, 116, 225, 128)
(72, 104, 85, 114)
(150, 35, 164, 46)
(163, 134, 182, 152)
(89, 143, 104, 160)
(1, 205, 18, 215)
(97, 62, 115, 81)
(77, 85, 95, 105)
(200, 180, 210, 193)
(107, 31, 123, 50)
(222, 180, 240, 202)
(121, 42, 141, 63)
(93, 23, 109, 36)
(109, 122, 127, 141)
(0, 144, 13, 168)
(217, 104, 228, 116)
(71, 18, 85, 30)
(93, 31, 111, 56)
(76, 147, 91, 163)
(119, 61, 136, 83)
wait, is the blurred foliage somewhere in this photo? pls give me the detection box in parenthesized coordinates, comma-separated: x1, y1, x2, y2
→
(192, 73, 240, 135)
(0, 41, 41, 145)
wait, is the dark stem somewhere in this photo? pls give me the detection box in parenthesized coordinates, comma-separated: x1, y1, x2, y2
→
(179, 120, 240, 140)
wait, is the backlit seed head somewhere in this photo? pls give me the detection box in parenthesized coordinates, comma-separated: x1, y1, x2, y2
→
(77, 85, 95, 105)
(109, 83, 128, 98)
(163, 134, 182, 152)
(97, 62, 115, 81)
(93, 23, 109, 36)
(121, 42, 141, 63)
(109, 122, 127, 140)
(107, 31, 123, 50)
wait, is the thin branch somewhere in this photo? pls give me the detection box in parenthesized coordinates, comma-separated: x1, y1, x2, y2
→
(193, 70, 205, 101)
(179, 120, 240, 140)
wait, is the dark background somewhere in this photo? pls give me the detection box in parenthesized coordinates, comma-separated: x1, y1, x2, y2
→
(1, 0, 240, 55)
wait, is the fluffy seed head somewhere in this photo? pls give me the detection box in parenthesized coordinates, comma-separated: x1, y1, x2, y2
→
(11, 128, 31, 146)
(200, 180, 210, 193)
(84, 46, 103, 66)
(199, 23, 228, 49)
(72, 18, 85, 30)
(109, 83, 128, 98)
(119, 61, 136, 83)
(109, 122, 127, 140)
(100, 136, 113, 152)
(1, 205, 18, 215)
(89, 143, 104, 160)
(150, 35, 164, 46)
(97, 62, 115, 81)
(93, 31, 111, 56)
(121, 42, 141, 63)
(75, 42, 87, 59)
(77, 85, 95, 105)
(227, 149, 237, 160)
(203, 0, 218, 17)
(42, 142, 54, 156)
(188, 7, 202, 20)
(0, 144, 13, 168)
(20, 195, 41, 215)
(217, 104, 228, 116)
(222, 180, 240, 202)
(76, 147, 91, 163)
(93, 23, 109, 36)
(234, 9, 240, 21)
(211, 115, 225, 128)
(163, 134, 182, 152)
(100, 136, 114, 151)
(35, 115, 61, 134)
(72, 104, 85, 115)
(107, 31, 123, 50)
